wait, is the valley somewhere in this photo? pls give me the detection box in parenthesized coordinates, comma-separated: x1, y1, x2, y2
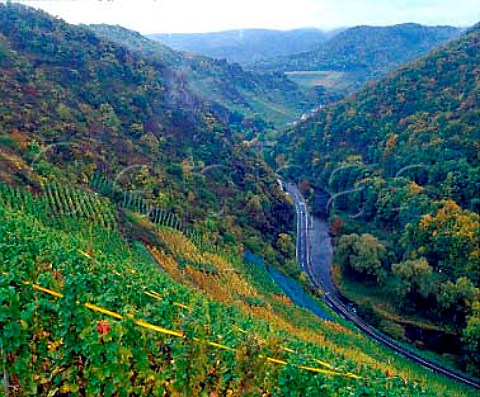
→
(0, 2, 479, 396)
(156, 24, 462, 97)
(92, 25, 318, 128)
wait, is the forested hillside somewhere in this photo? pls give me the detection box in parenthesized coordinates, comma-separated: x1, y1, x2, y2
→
(0, 4, 293, 264)
(93, 25, 317, 127)
(255, 24, 461, 94)
(279, 23, 480, 375)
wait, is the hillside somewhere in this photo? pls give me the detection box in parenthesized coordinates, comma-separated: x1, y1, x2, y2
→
(279, 23, 480, 375)
(92, 25, 318, 127)
(149, 28, 331, 65)
(3, 181, 476, 396)
(255, 24, 461, 94)
(0, 3, 294, 265)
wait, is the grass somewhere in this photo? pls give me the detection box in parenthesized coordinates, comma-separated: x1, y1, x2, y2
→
(190, 78, 309, 127)
(285, 70, 359, 93)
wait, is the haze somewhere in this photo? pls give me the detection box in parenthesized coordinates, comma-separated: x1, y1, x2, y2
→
(10, 0, 480, 34)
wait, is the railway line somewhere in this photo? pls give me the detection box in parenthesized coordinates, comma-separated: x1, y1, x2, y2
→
(284, 182, 480, 390)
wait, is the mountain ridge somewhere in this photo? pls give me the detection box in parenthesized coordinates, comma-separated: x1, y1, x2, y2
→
(254, 23, 462, 95)
(149, 27, 332, 64)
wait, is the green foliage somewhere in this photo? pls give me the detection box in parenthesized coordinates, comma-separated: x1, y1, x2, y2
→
(0, 3, 295, 266)
(0, 182, 116, 231)
(462, 301, 480, 377)
(438, 277, 478, 327)
(275, 233, 295, 257)
(402, 201, 480, 282)
(0, 4, 479, 393)
(1, 185, 462, 396)
(335, 233, 387, 283)
(392, 258, 434, 306)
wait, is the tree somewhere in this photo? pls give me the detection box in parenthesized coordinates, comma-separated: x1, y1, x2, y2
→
(438, 277, 478, 327)
(99, 102, 121, 135)
(391, 258, 434, 309)
(462, 301, 480, 377)
(402, 200, 480, 281)
(245, 195, 269, 232)
(336, 233, 387, 283)
(373, 177, 426, 228)
(276, 233, 295, 257)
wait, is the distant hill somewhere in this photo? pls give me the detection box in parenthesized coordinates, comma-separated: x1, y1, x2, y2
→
(255, 24, 462, 94)
(149, 25, 461, 97)
(92, 25, 318, 127)
(284, 23, 477, 184)
(280, 23, 480, 374)
(148, 28, 332, 65)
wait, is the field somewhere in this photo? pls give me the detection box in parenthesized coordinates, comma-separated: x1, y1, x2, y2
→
(285, 70, 361, 94)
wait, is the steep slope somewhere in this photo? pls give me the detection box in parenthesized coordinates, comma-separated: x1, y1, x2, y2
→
(0, 3, 293, 263)
(279, 23, 480, 375)
(2, 183, 477, 396)
(93, 25, 317, 127)
(149, 28, 331, 65)
(255, 24, 462, 94)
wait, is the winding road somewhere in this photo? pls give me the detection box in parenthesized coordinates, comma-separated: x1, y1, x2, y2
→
(284, 182, 480, 390)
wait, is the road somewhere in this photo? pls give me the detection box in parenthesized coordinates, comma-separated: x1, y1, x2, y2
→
(284, 182, 480, 390)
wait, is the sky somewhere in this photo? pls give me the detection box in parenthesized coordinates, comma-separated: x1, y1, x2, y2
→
(10, 0, 480, 33)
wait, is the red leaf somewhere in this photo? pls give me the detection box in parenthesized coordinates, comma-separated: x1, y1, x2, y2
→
(97, 320, 110, 335)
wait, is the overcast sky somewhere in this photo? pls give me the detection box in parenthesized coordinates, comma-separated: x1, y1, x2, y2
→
(12, 0, 480, 33)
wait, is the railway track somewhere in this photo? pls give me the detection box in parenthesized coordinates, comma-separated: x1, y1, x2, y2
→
(284, 182, 480, 390)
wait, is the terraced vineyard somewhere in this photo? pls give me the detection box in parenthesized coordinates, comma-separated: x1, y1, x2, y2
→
(0, 182, 117, 230)
(1, 184, 477, 396)
(91, 174, 199, 243)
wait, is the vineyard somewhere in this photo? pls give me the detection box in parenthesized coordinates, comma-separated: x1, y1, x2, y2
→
(0, 182, 117, 231)
(90, 175, 188, 236)
(0, 184, 477, 396)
